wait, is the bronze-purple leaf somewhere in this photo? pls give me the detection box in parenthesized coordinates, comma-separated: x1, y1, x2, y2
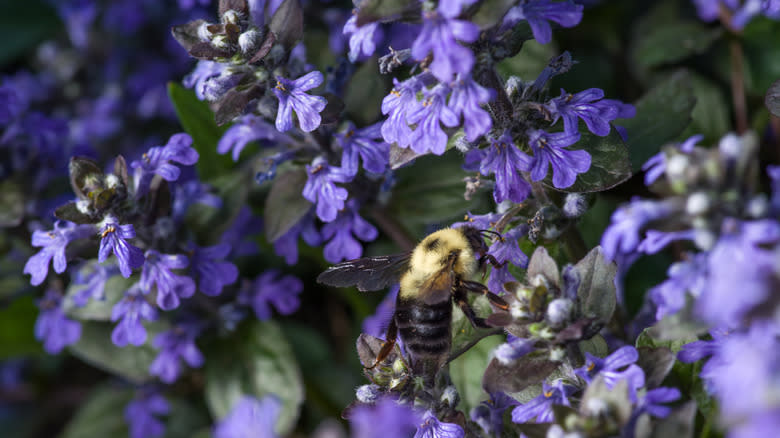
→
(189, 42, 234, 60)
(219, 0, 249, 16)
(171, 20, 207, 52)
(249, 31, 276, 63)
(215, 84, 264, 126)
(269, 0, 303, 49)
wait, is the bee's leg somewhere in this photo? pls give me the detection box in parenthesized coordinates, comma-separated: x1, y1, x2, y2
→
(453, 286, 491, 329)
(367, 317, 398, 369)
(460, 280, 509, 311)
(479, 254, 505, 269)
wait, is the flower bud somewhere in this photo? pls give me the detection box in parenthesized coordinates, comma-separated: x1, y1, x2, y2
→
(546, 298, 574, 329)
(222, 9, 241, 25)
(563, 193, 587, 218)
(440, 385, 460, 408)
(198, 22, 212, 41)
(238, 29, 261, 55)
(685, 192, 710, 216)
(356, 384, 381, 403)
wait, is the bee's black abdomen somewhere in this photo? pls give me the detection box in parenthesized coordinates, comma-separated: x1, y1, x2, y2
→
(395, 298, 452, 359)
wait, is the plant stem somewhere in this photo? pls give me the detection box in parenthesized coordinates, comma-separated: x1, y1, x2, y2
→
(729, 38, 748, 134)
(369, 207, 416, 251)
(561, 224, 588, 262)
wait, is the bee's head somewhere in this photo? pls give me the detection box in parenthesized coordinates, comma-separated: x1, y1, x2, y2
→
(461, 226, 502, 257)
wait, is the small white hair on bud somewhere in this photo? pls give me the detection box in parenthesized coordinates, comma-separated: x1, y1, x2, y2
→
(685, 192, 710, 216)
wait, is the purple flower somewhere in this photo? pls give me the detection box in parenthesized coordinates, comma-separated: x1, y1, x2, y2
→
(184, 61, 226, 100)
(302, 157, 351, 222)
(140, 250, 195, 311)
(189, 243, 238, 297)
(201, 72, 244, 102)
(337, 122, 390, 177)
(24, 221, 95, 286)
(111, 284, 158, 347)
(131, 133, 199, 197)
(272, 211, 322, 265)
(448, 74, 494, 142)
(35, 290, 81, 354)
(214, 396, 281, 438)
(471, 392, 518, 437)
(381, 76, 424, 148)
(350, 397, 422, 438)
(221, 207, 263, 258)
(321, 204, 378, 263)
(527, 128, 589, 189)
(172, 180, 222, 222)
(98, 220, 145, 278)
(486, 227, 528, 291)
(55, 0, 98, 49)
(343, 15, 384, 62)
(452, 211, 502, 230)
(511, 380, 574, 423)
(411, 10, 479, 82)
(217, 114, 292, 161)
(691, 0, 738, 22)
(638, 387, 681, 418)
(125, 391, 169, 438)
(732, 0, 780, 29)
(494, 337, 536, 365)
(697, 219, 780, 327)
(546, 88, 628, 137)
(438, 0, 480, 18)
(414, 410, 464, 438)
(600, 199, 676, 262)
(503, 0, 584, 44)
(149, 325, 204, 383)
(574, 346, 646, 401)
(274, 71, 327, 132)
(238, 270, 303, 320)
(636, 229, 696, 255)
(70, 263, 113, 307)
(649, 252, 708, 320)
(406, 84, 459, 155)
(479, 132, 534, 204)
(641, 134, 702, 186)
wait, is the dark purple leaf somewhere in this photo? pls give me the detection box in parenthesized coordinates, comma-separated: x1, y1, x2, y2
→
(215, 84, 264, 126)
(249, 31, 276, 63)
(171, 20, 207, 53)
(219, 0, 248, 16)
(482, 355, 560, 394)
(189, 42, 234, 60)
(269, 0, 303, 49)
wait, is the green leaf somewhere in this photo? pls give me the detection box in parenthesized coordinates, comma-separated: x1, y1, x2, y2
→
(64, 271, 134, 321)
(0, 180, 24, 227)
(573, 246, 616, 325)
(546, 129, 632, 193)
(344, 58, 388, 126)
(264, 168, 311, 242)
(168, 82, 234, 181)
(632, 21, 721, 69)
(681, 73, 731, 142)
(388, 150, 489, 229)
(187, 167, 254, 244)
(163, 398, 212, 438)
(619, 70, 696, 172)
(449, 322, 502, 415)
(741, 18, 780, 97)
(68, 321, 160, 383)
(0, 0, 60, 66)
(59, 385, 132, 438)
(0, 295, 41, 358)
(204, 320, 303, 435)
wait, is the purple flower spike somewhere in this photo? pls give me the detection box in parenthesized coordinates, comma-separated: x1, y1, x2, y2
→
(274, 71, 327, 132)
(71, 263, 112, 307)
(494, 337, 536, 365)
(448, 74, 494, 142)
(217, 114, 292, 161)
(600, 199, 676, 262)
(480, 132, 534, 204)
(381, 76, 424, 148)
(640, 387, 681, 418)
(350, 397, 422, 438)
(414, 410, 464, 438)
(411, 11, 479, 83)
(140, 250, 195, 311)
(215, 396, 281, 438)
(406, 84, 460, 155)
(149, 325, 204, 384)
(343, 15, 383, 62)
(649, 252, 708, 321)
(111, 284, 158, 347)
(24, 221, 95, 286)
(272, 211, 322, 265)
(131, 133, 199, 197)
(98, 220, 145, 278)
(302, 157, 351, 222)
(575, 346, 646, 401)
(321, 203, 378, 263)
(190, 243, 238, 297)
(546, 88, 625, 137)
(337, 122, 391, 177)
(503, 0, 583, 45)
(125, 391, 169, 438)
(642, 134, 703, 186)
(35, 290, 81, 354)
(238, 270, 303, 320)
(528, 128, 589, 189)
(471, 392, 518, 437)
(511, 380, 574, 423)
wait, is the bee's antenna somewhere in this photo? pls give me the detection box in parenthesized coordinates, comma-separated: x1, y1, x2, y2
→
(480, 229, 504, 242)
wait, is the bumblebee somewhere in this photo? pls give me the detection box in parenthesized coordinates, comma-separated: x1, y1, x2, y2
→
(317, 226, 508, 380)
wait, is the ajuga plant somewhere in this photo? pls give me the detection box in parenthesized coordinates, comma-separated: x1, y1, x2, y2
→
(2, 1, 780, 438)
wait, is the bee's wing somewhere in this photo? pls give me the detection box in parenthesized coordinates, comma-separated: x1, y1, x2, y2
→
(317, 252, 412, 292)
